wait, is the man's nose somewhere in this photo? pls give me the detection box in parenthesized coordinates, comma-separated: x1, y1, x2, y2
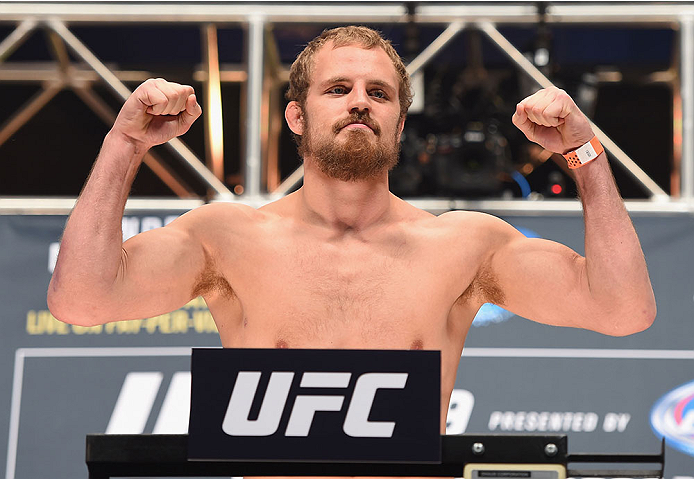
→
(348, 88, 370, 113)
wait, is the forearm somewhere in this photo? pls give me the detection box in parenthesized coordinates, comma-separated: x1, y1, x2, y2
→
(48, 131, 146, 319)
(574, 153, 656, 332)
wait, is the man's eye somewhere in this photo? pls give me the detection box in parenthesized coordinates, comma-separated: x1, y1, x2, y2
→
(329, 86, 347, 95)
(370, 90, 387, 99)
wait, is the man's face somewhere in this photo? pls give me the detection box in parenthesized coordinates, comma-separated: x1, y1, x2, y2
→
(297, 43, 405, 181)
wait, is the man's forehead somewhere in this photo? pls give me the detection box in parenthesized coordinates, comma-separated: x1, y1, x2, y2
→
(311, 42, 399, 85)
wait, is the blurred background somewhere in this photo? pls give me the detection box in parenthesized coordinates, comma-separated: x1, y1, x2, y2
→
(0, 1, 688, 209)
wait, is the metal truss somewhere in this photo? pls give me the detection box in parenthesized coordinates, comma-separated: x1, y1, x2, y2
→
(0, 2, 693, 214)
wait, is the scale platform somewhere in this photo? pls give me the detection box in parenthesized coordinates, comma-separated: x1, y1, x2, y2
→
(85, 433, 664, 479)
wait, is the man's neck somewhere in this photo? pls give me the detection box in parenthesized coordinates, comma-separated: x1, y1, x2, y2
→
(297, 160, 393, 233)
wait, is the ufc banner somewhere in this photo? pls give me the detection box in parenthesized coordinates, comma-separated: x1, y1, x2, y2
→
(188, 348, 441, 463)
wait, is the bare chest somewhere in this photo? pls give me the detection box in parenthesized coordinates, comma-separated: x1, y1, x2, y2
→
(213, 231, 466, 349)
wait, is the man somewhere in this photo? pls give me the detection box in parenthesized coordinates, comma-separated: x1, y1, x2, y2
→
(47, 26, 656, 432)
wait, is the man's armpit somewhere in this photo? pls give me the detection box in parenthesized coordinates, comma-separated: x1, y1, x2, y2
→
(457, 257, 505, 307)
(192, 247, 235, 299)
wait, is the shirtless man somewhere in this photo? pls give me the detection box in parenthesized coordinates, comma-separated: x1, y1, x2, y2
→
(47, 26, 656, 433)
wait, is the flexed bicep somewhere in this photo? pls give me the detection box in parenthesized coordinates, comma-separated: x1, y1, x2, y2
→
(462, 213, 620, 334)
(489, 235, 598, 330)
(112, 222, 208, 321)
(49, 216, 208, 327)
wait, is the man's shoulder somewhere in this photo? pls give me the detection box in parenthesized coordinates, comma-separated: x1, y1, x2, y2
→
(430, 209, 508, 232)
(174, 201, 279, 236)
(407, 209, 520, 252)
(184, 201, 260, 222)
(438, 211, 530, 259)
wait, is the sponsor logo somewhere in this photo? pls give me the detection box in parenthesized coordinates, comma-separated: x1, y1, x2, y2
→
(188, 349, 441, 462)
(651, 379, 694, 456)
(222, 371, 407, 437)
(106, 371, 473, 436)
(472, 227, 538, 327)
(488, 411, 631, 433)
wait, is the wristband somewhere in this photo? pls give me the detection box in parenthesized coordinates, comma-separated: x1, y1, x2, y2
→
(562, 136, 604, 169)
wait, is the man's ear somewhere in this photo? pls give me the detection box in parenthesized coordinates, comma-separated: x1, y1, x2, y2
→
(397, 115, 406, 139)
(285, 101, 304, 135)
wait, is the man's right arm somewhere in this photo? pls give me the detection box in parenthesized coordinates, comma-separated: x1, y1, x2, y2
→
(47, 79, 204, 326)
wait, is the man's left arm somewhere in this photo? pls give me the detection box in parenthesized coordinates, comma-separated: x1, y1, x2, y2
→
(488, 87, 656, 336)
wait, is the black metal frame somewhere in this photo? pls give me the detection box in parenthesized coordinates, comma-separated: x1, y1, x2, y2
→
(85, 434, 664, 479)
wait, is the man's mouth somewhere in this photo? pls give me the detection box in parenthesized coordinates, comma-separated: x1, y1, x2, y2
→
(343, 122, 372, 131)
(333, 116, 380, 135)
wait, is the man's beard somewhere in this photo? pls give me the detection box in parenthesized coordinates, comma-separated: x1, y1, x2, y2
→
(299, 111, 401, 182)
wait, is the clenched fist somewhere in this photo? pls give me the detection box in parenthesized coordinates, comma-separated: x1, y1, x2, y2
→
(111, 78, 202, 149)
(512, 87, 594, 155)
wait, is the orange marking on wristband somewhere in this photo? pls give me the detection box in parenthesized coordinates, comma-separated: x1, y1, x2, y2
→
(563, 136, 604, 169)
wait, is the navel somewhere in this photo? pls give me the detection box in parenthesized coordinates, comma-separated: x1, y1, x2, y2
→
(275, 339, 289, 349)
(410, 339, 424, 350)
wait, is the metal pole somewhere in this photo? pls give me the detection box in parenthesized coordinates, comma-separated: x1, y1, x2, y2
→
(264, 27, 283, 192)
(478, 21, 669, 200)
(406, 22, 465, 76)
(478, 21, 553, 89)
(3, 3, 694, 26)
(46, 30, 71, 72)
(202, 24, 225, 183)
(46, 19, 233, 198)
(681, 15, 694, 203)
(0, 81, 63, 148)
(0, 19, 37, 63)
(46, 19, 130, 100)
(273, 165, 305, 196)
(244, 14, 265, 197)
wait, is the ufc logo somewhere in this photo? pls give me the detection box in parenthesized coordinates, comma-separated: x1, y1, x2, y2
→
(222, 372, 407, 437)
